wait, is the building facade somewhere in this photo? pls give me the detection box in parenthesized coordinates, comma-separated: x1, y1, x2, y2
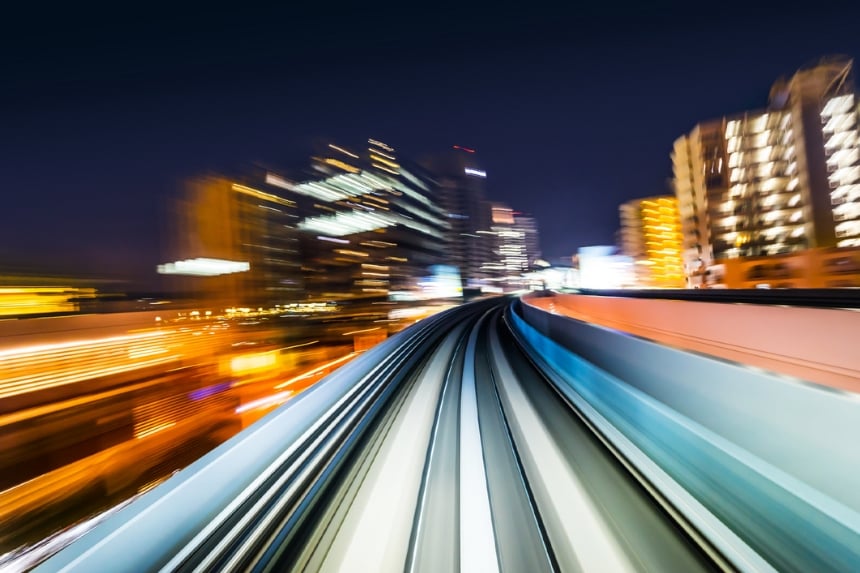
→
(161, 175, 302, 307)
(672, 56, 860, 282)
(481, 204, 543, 291)
(718, 246, 860, 288)
(619, 196, 685, 288)
(517, 213, 542, 267)
(418, 146, 493, 288)
(266, 139, 450, 301)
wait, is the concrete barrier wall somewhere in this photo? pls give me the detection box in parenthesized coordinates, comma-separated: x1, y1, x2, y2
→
(510, 301, 860, 570)
(515, 298, 860, 514)
(523, 292, 860, 392)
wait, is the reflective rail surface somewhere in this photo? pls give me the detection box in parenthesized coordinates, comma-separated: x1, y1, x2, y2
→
(34, 297, 860, 572)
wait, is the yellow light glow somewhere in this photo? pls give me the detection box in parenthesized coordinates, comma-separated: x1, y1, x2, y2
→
(372, 162, 399, 175)
(230, 351, 277, 375)
(323, 158, 360, 173)
(0, 286, 96, 317)
(369, 154, 400, 169)
(232, 183, 295, 207)
(334, 249, 369, 257)
(631, 196, 685, 288)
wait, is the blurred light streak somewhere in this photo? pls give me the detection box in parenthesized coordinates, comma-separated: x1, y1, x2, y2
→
(0, 355, 174, 399)
(323, 158, 360, 173)
(231, 183, 296, 207)
(134, 422, 176, 440)
(328, 144, 359, 159)
(274, 353, 357, 390)
(369, 148, 396, 161)
(0, 330, 166, 360)
(317, 235, 350, 244)
(282, 340, 319, 351)
(0, 324, 237, 400)
(372, 162, 399, 175)
(334, 249, 369, 257)
(235, 391, 294, 414)
(341, 327, 380, 336)
(369, 154, 400, 169)
(127, 346, 168, 359)
(452, 145, 476, 153)
(368, 138, 394, 152)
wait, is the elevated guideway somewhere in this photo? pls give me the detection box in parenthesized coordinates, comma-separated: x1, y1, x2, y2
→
(33, 295, 860, 572)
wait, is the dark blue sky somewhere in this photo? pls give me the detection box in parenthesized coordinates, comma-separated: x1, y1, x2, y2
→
(4, 2, 860, 288)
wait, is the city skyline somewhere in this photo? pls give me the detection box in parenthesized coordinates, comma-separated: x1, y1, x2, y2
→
(5, 4, 860, 288)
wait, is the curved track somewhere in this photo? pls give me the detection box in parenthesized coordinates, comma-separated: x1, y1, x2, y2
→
(38, 297, 771, 572)
(161, 299, 719, 572)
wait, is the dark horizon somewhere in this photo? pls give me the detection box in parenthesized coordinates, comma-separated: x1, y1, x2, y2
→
(5, 3, 860, 289)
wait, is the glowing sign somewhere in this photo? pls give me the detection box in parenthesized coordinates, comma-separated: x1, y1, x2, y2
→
(465, 168, 486, 178)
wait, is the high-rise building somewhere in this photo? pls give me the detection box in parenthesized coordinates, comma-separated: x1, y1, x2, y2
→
(619, 196, 685, 288)
(516, 212, 542, 266)
(265, 139, 450, 300)
(672, 56, 860, 277)
(419, 146, 493, 288)
(483, 203, 522, 281)
(482, 204, 542, 290)
(161, 175, 302, 306)
(672, 119, 727, 272)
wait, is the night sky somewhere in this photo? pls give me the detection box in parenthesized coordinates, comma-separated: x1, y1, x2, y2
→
(5, 3, 860, 289)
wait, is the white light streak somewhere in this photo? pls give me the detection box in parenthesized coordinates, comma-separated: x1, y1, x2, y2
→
(464, 168, 487, 178)
(235, 391, 294, 414)
(328, 144, 359, 159)
(274, 353, 357, 390)
(317, 235, 350, 244)
(157, 258, 250, 277)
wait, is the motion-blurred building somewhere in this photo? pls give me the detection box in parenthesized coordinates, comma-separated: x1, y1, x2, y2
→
(160, 175, 302, 307)
(482, 204, 543, 291)
(264, 139, 450, 301)
(517, 212, 542, 266)
(0, 284, 96, 317)
(673, 56, 860, 283)
(619, 196, 685, 288)
(419, 146, 493, 289)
